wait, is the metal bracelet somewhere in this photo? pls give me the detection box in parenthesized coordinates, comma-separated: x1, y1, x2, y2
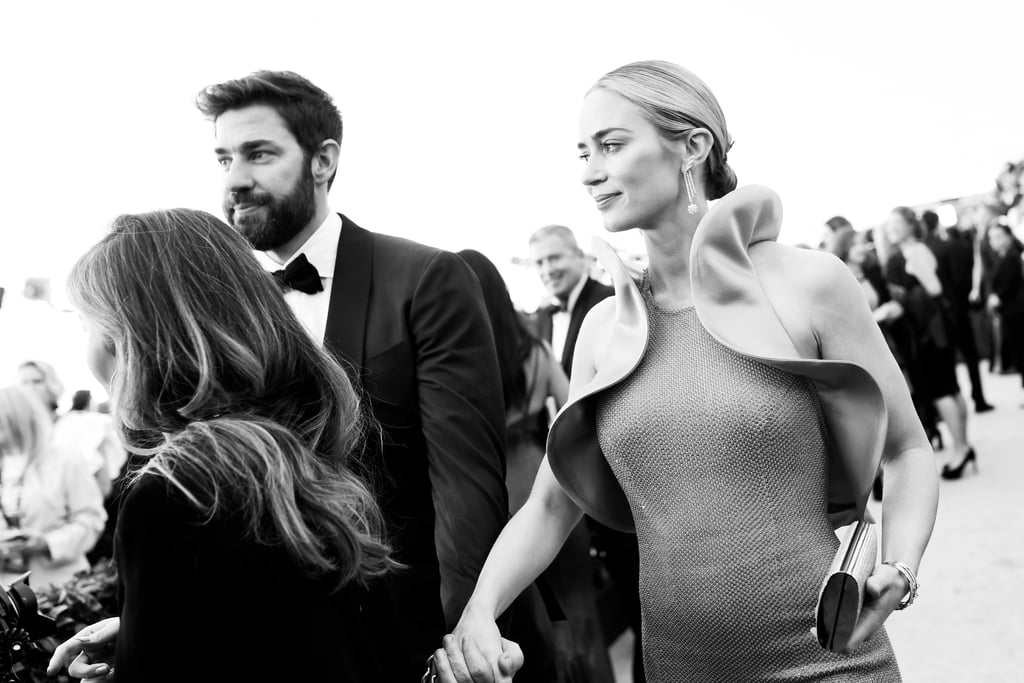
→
(883, 561, 918, 610)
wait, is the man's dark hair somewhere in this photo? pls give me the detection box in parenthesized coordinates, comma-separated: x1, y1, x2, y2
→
(921, 210, 940, 236)
(196, 71, 343, 188)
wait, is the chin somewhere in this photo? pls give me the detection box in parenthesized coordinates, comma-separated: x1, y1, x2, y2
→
(601, 215, 636, 234)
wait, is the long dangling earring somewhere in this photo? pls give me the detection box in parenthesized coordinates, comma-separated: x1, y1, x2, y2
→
(684, 157, 698, 215)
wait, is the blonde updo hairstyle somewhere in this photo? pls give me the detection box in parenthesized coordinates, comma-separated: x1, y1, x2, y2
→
(591, 60, 737, 200)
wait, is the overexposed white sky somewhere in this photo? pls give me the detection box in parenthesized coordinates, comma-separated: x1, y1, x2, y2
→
(2, 0, 1023, 396)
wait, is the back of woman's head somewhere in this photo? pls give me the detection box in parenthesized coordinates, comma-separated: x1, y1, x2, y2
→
(591, 60, 737, 200)
(68, 208, 393, 587)
(0, 385, 53, 462)
(457, 250, 534, 409)
(891, 207, 923, 241)
(69, 210, 359, 448)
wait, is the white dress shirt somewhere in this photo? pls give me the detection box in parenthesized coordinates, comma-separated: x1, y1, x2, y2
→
(254, 212, 341, 345)
(550, 274, 588, 362)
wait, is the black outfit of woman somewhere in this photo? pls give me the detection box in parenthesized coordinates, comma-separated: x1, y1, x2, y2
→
(884, 249, 959, 424)
(113, 474, 383, 682)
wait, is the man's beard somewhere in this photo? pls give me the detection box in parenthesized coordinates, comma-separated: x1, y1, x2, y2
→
(224, 164, 316, 251)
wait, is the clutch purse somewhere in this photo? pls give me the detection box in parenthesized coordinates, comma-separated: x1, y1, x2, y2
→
(814, 520, 877, 652)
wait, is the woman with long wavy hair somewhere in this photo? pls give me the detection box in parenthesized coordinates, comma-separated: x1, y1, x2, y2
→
(48, 209, 396, 682)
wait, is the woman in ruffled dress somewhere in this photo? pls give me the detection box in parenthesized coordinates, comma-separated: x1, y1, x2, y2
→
(434, 60, 939, 682)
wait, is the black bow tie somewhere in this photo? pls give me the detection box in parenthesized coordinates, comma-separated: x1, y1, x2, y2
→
(272, 254, 324, 294)
(544, 301, 568, 315)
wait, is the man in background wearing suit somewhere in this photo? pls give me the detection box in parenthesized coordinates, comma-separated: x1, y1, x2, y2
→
(197, 71, 511, 681)
(529, 225, 613, 376)
(528, 225, 645, 682)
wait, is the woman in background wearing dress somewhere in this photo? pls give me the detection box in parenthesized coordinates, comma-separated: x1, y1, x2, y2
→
(0, 385, 105, 589)
(877, 207, 976, 479)
(48, 209, 396, 682)
(18, 360, 113, 498)
(434, 60, 938, 682)
(459, 249, 613, 683)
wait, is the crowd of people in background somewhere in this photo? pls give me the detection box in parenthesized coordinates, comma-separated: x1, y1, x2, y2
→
(816, 160, 1024, 482)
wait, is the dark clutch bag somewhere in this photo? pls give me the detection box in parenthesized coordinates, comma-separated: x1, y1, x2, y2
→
(814, 520, 877, 652)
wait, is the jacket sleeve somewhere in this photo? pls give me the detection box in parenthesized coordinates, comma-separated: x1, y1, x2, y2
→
(113, 475, 194, 682)
(42, 454, 106, 563)
(408, 250, 509, 627)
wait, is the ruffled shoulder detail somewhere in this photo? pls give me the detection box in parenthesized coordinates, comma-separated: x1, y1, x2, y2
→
(546, 186, 885, 532)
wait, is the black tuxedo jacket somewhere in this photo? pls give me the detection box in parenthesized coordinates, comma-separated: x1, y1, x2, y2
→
(325, 216, 509, 680)
(991, 245, 1024, 316)
(535, 277, 615, 376)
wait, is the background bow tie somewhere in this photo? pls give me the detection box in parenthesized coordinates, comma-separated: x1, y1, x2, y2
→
(272, 253, 324, 294)
(543, 301, 568, 315)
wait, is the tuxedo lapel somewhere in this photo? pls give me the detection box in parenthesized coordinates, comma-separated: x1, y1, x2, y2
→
(324, 215, 373, 369)
(563, 279, 596, 365)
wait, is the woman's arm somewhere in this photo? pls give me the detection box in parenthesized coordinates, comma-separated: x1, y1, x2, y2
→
(809, 255, 939, 649)
(439, 459, 583, 682)
(438, 303, 612, 682)
(40, 453, 107, 563)
(460, 460, 583, 622)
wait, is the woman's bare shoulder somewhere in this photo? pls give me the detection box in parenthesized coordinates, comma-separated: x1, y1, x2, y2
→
(752, 242, 853, 299)
(751, 243, 865, 357)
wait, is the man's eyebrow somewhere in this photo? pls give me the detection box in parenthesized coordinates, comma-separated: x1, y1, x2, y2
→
(213, 139, 281, 155)
(576, 127, 632, 150)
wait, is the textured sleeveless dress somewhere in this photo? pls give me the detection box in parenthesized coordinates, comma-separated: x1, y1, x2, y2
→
(594, 286, 901, 682)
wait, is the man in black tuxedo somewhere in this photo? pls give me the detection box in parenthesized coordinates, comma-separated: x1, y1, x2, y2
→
(196, 71, 510, 681)
(529, 225, 614, 376)
(528, 225, 645, 682)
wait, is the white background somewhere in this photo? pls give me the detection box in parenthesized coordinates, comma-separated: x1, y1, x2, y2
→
(2, 0, 1023, 397)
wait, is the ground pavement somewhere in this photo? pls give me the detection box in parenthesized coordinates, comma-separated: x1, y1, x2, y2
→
(610, 366, 1024, 682)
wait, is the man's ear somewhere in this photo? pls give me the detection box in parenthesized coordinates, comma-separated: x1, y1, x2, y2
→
(311, 139, 340, 187)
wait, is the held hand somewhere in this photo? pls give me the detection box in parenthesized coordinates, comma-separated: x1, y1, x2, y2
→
(47, 617, 120, 681)
(433, 636, 523, 683)
(843, 564, 908, 653)
(431, 610, 523, 682)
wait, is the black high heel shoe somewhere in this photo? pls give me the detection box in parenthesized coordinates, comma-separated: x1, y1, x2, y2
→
(941, 449, 978, 480)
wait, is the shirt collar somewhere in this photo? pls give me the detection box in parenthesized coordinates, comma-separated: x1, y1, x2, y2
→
(254, 211, 342, 278)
